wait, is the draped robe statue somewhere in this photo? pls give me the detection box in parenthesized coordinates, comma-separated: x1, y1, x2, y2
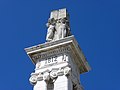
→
(46, 18, 56, 42)
(46, 8, 71, 42)
(46, 18, 71, 42)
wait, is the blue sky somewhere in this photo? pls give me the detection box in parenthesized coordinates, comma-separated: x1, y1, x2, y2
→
(0, 0, 120, 90)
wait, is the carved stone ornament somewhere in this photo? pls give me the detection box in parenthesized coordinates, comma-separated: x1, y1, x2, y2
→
(43, 72, 50, 81)
(37, 73, 43, 81)
(35, 62, 41, 69)
(29, 64, 72, 85)
(50, 70, 58, 79)
(64, 67, 71, 76)
(29, 73, 38, 85)
(32, 46, 71, 62)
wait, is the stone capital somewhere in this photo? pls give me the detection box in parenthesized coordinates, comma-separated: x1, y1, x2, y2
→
(29, 73, 38, 85)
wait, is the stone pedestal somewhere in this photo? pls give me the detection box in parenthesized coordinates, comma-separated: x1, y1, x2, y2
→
(25, 35, 91, 90)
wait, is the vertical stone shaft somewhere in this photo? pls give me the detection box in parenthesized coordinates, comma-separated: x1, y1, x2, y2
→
(25, 8, 91, 90)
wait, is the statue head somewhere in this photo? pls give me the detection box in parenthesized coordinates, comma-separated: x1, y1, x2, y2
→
(49, 18, 55, 24)
(60, 18, 67, 24)
(46, 18, 56, 27)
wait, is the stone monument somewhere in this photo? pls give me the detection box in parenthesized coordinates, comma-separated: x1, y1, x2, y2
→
(46, 8, 71, 42)
(25, 8, 91, 90)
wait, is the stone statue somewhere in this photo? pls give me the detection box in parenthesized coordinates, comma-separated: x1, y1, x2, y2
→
(56, 18, 70, 40)
(46, 8, 71, 42)
(46, 18, 56, 42)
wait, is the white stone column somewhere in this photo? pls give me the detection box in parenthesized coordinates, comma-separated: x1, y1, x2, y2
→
(25, 36, 91, 90)
(54, 75, 73, 90)
(34, 81, 47, 90)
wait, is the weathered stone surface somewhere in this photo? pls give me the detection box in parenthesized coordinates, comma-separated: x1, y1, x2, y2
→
(46, 8, 71, 42)
(25, 36, 90, 74)
(25, 8, 91, 90)
(25, 35, 90, 90)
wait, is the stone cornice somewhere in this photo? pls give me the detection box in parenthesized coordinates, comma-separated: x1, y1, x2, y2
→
(25, 36, 91, 74)
(25, 35, 74, 53)
(31, 46, 71, 63)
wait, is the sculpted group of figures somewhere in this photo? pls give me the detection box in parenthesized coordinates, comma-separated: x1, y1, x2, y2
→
(46, 17, 71, 42)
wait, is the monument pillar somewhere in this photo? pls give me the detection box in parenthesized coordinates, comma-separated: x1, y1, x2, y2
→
(25, 8, 91, 90)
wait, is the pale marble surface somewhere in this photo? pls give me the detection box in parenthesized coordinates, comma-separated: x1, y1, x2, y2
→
(46, 8, 71, 42)
(25, 8, 90, 90)
(25, 36, 90, 90)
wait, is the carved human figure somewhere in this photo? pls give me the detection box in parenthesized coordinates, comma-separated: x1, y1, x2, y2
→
(56, 18, 67, 39)
(46, 18, 56, 42)
(55, 18, 71, 40)
(46, 17, 71, 41)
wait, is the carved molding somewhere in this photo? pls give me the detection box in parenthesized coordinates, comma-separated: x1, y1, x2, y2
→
(29, 73, 39, 85)
(29, 64, 71, 85)
(32, 46, 71, 61)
